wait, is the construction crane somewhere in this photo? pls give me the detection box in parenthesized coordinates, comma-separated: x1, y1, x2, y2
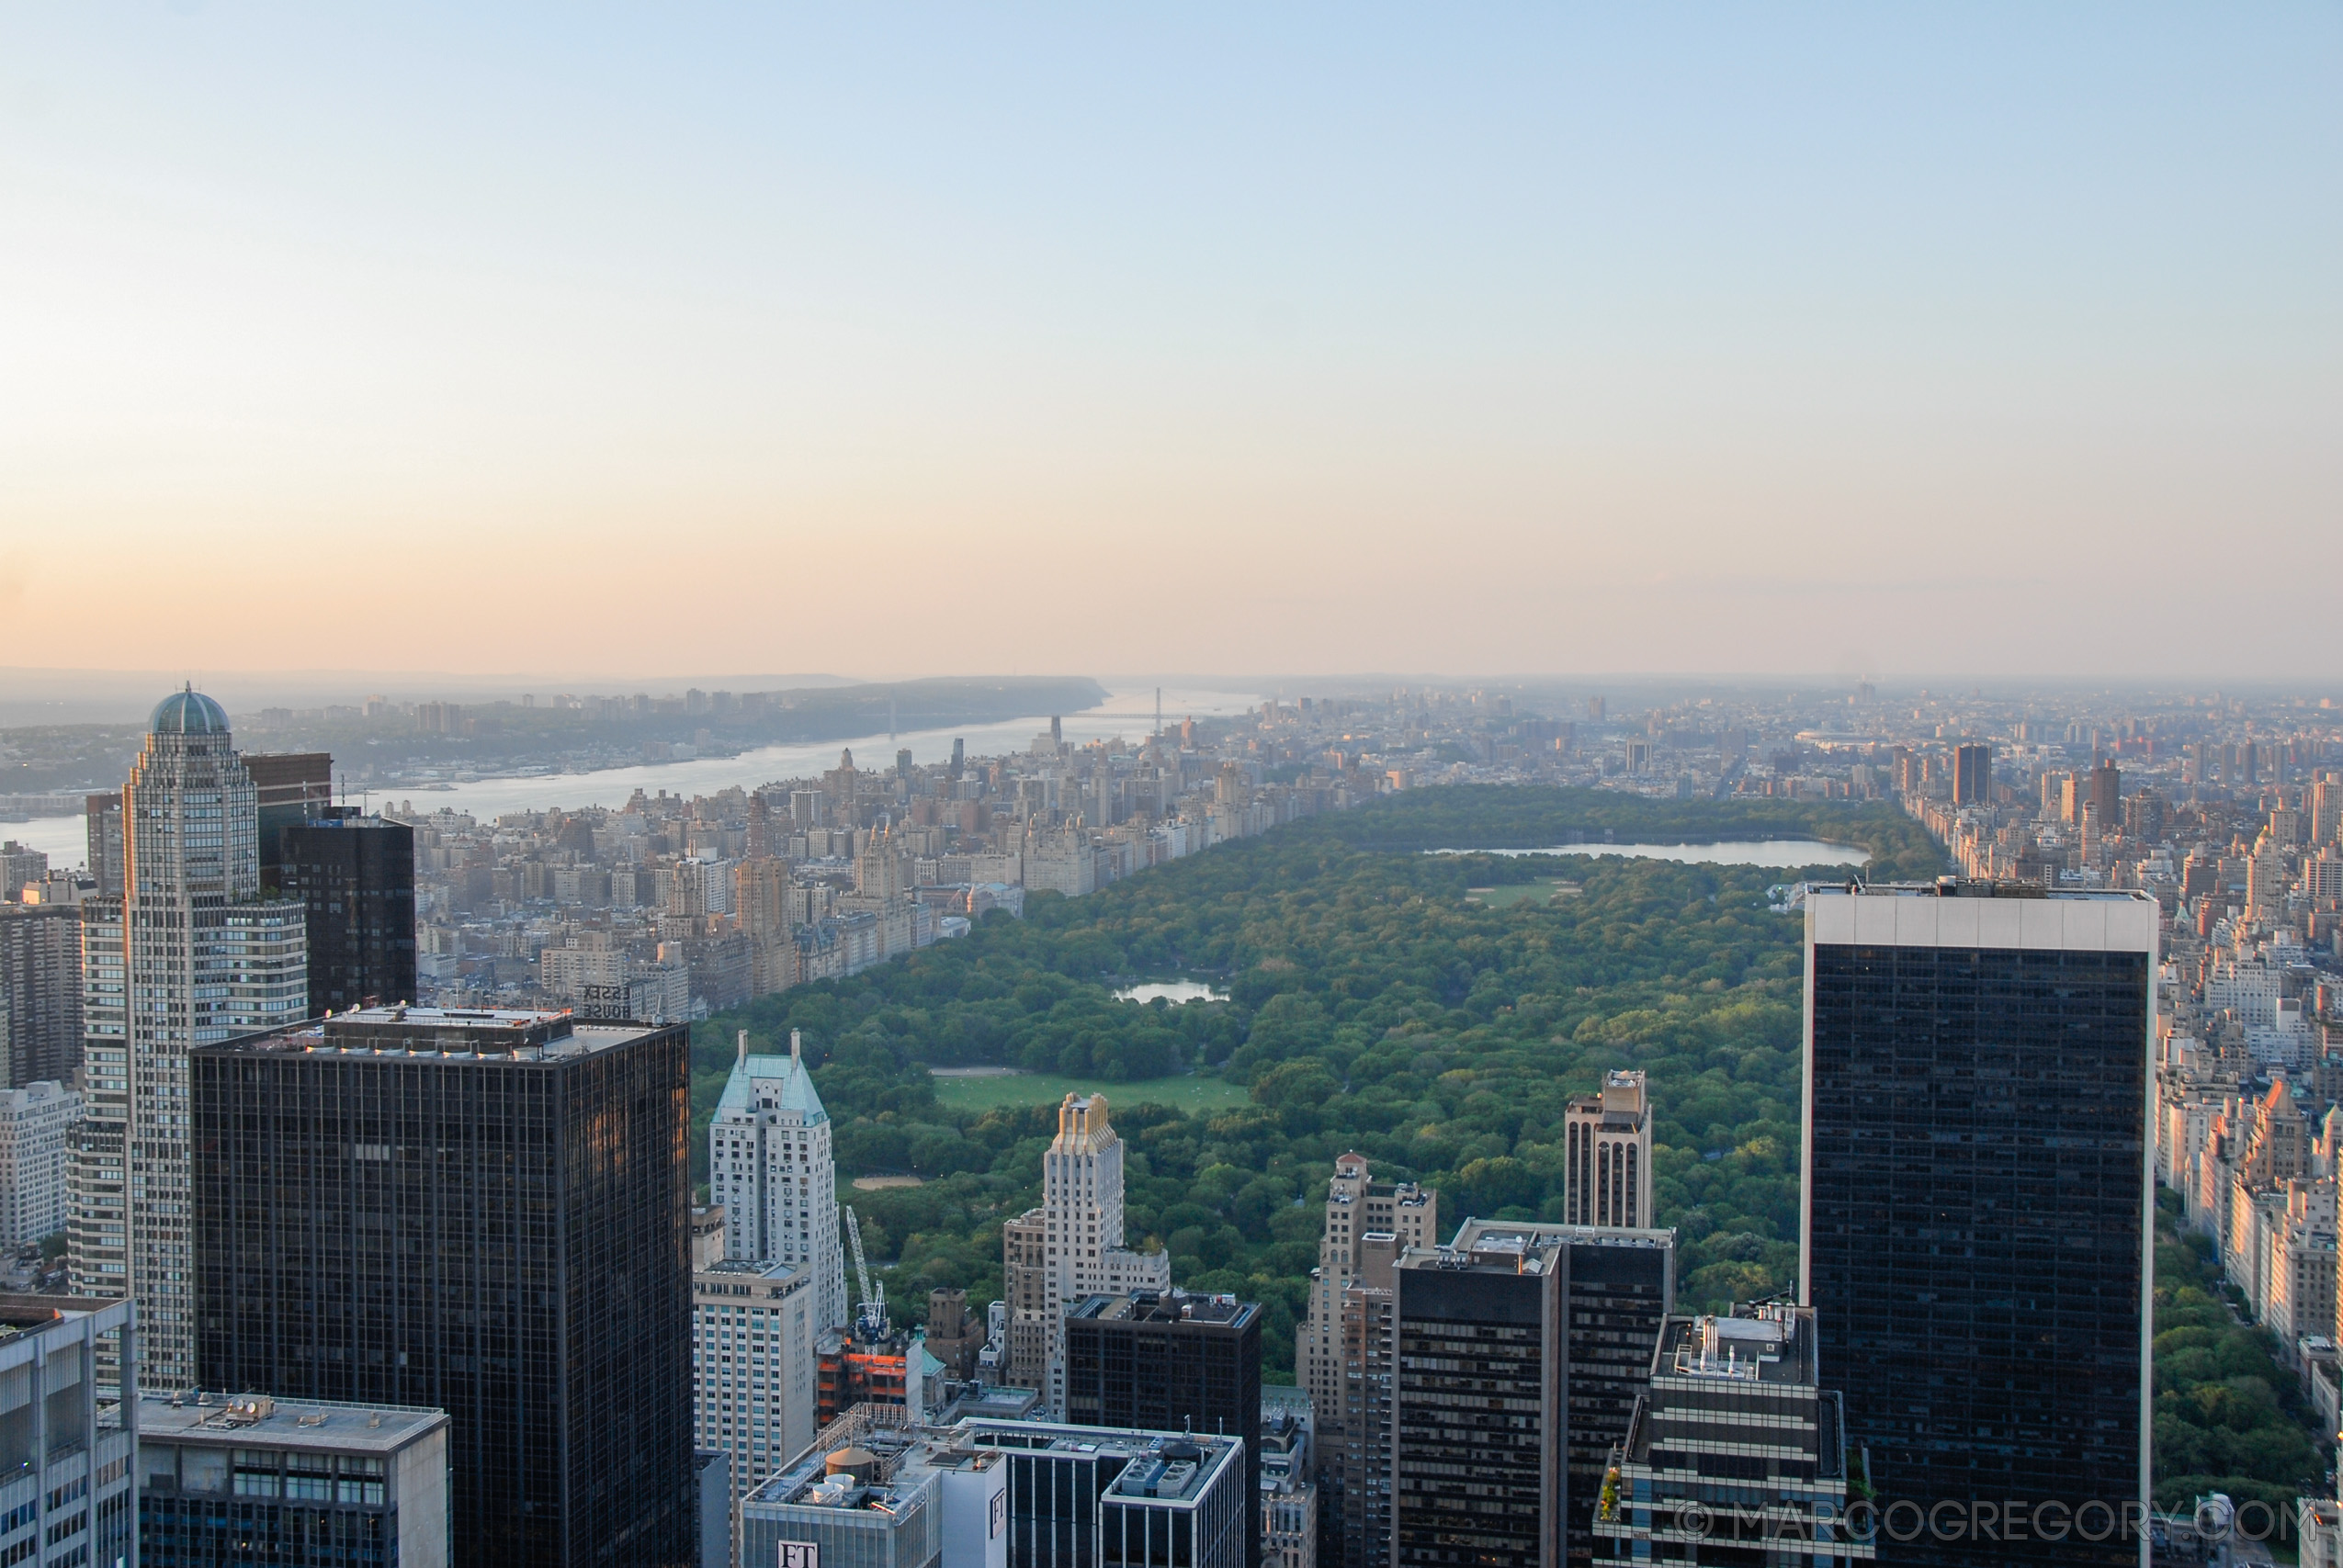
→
(843, 1205, 887, 1338)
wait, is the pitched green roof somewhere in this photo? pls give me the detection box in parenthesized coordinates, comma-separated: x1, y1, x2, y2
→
(716, 1053, 828, 1123)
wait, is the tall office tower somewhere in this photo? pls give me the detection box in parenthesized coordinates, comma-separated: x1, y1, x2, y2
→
(1952, 741, 1992, 806)
(1394, 1235, 1562, 1568)
(0, 1079, 81, 1248)
(1429, 1220, 1675, 1568)
(1002, 1209, 1051, 1388)
(2315, 773, 2341, 847)
(1006, 1094, 1171, 1414)
(138, 1393, 452, 1568)
(0, 901, 83, 1087)
(1065, 1290, 1264, 1568)
(277, 811, 419, 1016)
(0, 1292, 141, 1568)
(1302, 1148, 1424, 1481)
(1338, 1232, 1402, 1568)
(66, 688, 309, 1389)
(245, 750, 334, 885)
(0, 842, 45, 901)
(692, 1256, 819, 1505)
(1803, 882, 2156, 1568)
(1591, 1305, 1867, 1567)
(2088, 758, 2122, 824)
(709, 1030, 847, 1330)
(1562, 1069, 1654, 1228)
(84, 792, 125, 897)
(191, 1005, 695, 1568)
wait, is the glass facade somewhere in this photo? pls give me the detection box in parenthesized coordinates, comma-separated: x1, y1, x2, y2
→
(277, 817, 419, 1016)
(1806, 931, 2151, 1568)
(1063, 1292, 1262, 1568)
(189, 1013, 695, 1568)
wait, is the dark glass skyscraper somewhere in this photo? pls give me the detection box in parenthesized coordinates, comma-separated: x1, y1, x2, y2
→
(191, 1006, 694, 1568)
(1394, 1223, 1674, 1568)
(1064, 1289, 1263, 1568)
(277, 812, 418, 1014)
(1803, 883, 2156, 1567)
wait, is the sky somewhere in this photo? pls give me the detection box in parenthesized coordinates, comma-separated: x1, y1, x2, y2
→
(2, 5, 2337, 682)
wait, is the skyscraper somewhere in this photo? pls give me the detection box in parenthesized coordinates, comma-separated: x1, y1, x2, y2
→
(709, 1029, 847, 1330)
(1562, 1069, 1654, 1229)
(1802, 881, 2156, 1567)
(1393, 1235, 1562, 1568)
(1004, 1094, 1170, 1412)
(68, 688, 310, 1388)
(1952, 741, 1992, 806)
(1592, 1305, 1868, 1567)
(1337, 1233, 1402, 1568)
(692, 1256, 818, 1504)
(245, 750, 334, 882)
(191, 1004, 696, 1568)
(1421, 1220, 1676, 1568)
(277, 811, 419, 1015)
(1297, 1154, 1436, 1450)
(1296, 1153, 1435, 1568)
(0, 900, 83, 1088)
(1064, 1290, 1264, 1568)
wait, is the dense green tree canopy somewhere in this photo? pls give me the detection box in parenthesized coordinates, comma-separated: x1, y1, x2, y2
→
(689, 786, 1942, 1379)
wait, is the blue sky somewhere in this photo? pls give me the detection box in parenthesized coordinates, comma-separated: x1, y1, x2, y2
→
(2, 4, 2336, 678)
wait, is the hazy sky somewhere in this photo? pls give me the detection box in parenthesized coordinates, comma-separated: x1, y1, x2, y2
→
(3, 5, 2337, 681)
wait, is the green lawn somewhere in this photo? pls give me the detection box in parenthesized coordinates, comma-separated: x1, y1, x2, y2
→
(931, 1069, 1253, 1116)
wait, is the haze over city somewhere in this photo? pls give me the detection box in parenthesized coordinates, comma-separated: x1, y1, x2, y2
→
(5, 4, 2337, 678)
(4, 9, 2342, 1568)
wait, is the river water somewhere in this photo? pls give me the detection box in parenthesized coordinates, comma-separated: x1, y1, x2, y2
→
(2, 683, 1263, 873)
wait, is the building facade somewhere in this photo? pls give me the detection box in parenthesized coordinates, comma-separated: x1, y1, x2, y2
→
(1417, 1221, 1677, 1568)
(709, 1030, 847, 1332)
(136, 1392, 451, 1568)
(1393, 1241, 1562, 1568)
(1803, 883, 2156, 1568)
(694, 1258, 820, 1506)
(277, 813, 419, 1016)
(1295, 1156, 1434, 1568)
(1063, 1290, 1262, 1568)
(0, 1081, 80, 1249)
(1593, 1306, 1872, 1566)
(0, 1292, 140, 1568)
(190, 1006, 696, 1568)
(1562, 1070, 1654, 1230)
(1003, 1095, 1170, 1412)
(68, 688, 311, 1389)
(0, 903, 82, 1089)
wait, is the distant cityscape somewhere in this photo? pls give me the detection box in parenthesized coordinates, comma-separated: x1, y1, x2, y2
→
(0, 676, 2337, 1566)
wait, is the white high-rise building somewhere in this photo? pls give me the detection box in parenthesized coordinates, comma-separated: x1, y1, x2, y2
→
(67, 688, 310, 1389)
(692, 1256, 819, 1506)
(0, 1079, 81, 1249)
(1028, 1093, 1169, 1410)
(709, 1030, 847, 1330)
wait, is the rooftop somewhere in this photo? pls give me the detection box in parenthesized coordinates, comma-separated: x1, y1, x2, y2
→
(137, 1393, 448, 1453)
(1651, 1304, 1818, 1389)
(1069, 1290, 1259, 1329)
(748, 1409, 1241, 1516)
(1444, 1218, 1676, 1253)
(1810, 878, 2156, 902)
(207, 1005, 672, 1062)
